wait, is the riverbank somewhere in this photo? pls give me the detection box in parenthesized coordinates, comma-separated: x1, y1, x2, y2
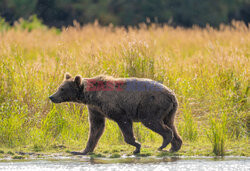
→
(0, 138, 249, 160)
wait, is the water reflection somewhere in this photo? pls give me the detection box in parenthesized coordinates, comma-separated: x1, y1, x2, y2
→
(0, 156, 249, 171)
(87, 156, 181, 164)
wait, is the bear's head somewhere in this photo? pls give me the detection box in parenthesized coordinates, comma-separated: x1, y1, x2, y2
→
(49, 73, 83, 103)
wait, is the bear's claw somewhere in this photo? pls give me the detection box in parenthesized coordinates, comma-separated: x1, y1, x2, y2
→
(133, 150, 140, 154)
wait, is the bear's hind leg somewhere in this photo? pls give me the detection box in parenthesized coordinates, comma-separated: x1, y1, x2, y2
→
(163, 110, 182, 152)
(142, 119, 173, 150)
(169, 124, 182, 152)
(116, 119, 141, 154)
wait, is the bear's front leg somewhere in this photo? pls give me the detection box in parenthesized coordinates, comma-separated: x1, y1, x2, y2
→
(71, 109, 106, 155)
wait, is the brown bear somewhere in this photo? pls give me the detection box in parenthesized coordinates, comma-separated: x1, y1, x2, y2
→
(49, 73, 182, 155)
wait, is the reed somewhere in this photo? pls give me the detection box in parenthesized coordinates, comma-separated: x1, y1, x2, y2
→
(206, 113, 228, 156)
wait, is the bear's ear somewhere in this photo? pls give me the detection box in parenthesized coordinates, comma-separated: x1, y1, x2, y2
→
(74, 75, 82, 86)
(65, 73, 72, 80)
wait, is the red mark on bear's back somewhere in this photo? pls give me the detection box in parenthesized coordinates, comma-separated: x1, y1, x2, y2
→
(86, 79, 124, 91)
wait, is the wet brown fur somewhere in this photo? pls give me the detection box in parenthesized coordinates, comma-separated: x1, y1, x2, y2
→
(49, 73, 182, 155)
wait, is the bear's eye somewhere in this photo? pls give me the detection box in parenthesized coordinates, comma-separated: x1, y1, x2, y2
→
(60, 88, 64, 92)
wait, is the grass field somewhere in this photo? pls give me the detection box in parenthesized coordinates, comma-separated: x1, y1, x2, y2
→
(0, 19, 249, 157)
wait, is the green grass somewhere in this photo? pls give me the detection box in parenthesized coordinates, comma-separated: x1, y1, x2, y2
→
(206, 112, 228, 156)
(89, 153, 106, 158)
(0, 20, 249, 157)
(7, 151, 14, 155)
(110, 153, 121, 158)
(12, 155, 25, 160)
(178, 101, 198, 141)
(0, 136, 249, 158)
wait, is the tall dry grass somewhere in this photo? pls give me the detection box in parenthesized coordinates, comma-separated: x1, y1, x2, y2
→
(0, 20, 249, 155)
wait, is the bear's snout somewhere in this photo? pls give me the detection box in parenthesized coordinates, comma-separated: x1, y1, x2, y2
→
(49, 95, 60, 103)
(49, 95, 55, 101)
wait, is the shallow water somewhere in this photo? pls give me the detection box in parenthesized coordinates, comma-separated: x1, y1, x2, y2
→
(0, 157, 249, 171)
